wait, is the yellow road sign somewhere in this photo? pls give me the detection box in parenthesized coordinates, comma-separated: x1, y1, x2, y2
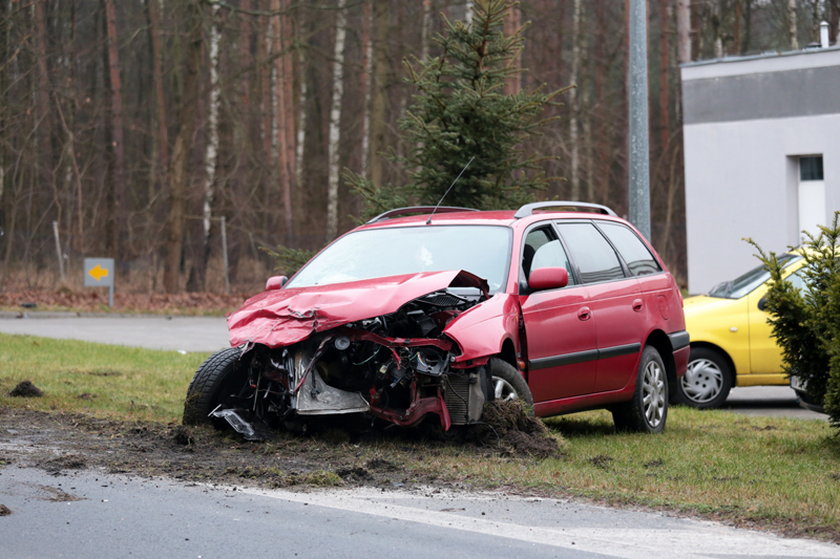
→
(88, 264, 109, 282)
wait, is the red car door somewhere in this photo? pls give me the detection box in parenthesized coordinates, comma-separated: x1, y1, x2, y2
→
(521, 283, 598, 401)
(518, 228, 598, 404)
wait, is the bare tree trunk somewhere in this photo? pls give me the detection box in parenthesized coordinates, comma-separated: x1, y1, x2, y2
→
(271, 0, 295, 244)
(421, 0, 433, 60)
(503, 1, 521, 96)
(569, 0, 581, 199)
(281, 0, 296, 242)
(163, 1, 202, 294)
(658, 0, 671, 154)
(33, 0, 55, 262)
(147, 0, 169, 199)
(788, 0, 798, 50)
(164, 134, 188, 293)
(369, 0, 388, 188)
(360, 0, 373, 178)
(190, 1, 222, 292)
(326, 0, 347, 241)
(676, 0, 691, 63)
(741, 0, 753, 54)
(295, 26, 307, 191)
(102, 0, 126, 258)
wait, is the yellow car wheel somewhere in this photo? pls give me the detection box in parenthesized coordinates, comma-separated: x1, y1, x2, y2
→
(677, 347, 732, 409)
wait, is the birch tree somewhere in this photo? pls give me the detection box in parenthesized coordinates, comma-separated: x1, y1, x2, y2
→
(102, 0, 127, 257)
(326, 0, 347, 241)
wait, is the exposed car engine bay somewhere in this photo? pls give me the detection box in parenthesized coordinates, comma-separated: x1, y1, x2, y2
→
(204, 288, 492, 439)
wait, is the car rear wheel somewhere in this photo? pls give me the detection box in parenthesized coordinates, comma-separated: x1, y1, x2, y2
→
(612, 346, 668, 433)
(488, 358, 534, 407)
(677, 347, 732, 409)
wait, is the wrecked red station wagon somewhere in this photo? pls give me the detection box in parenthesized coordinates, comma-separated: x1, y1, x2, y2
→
(184, 202, 689, 437)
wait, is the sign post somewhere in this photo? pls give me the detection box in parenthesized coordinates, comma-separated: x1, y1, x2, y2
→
(84, 258, 115, 307)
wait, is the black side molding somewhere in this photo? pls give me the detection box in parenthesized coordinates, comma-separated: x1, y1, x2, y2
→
(668, 330, 690, 351)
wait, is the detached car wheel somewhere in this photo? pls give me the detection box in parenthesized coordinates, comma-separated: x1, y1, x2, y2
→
(612, 346, 668, 433)
(488, 358, 534, 407)
(183, 347, 248, 426)
(677, 347, 732, 409)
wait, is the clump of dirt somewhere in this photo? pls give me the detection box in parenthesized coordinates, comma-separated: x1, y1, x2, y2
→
(171, 425, 194, 447)
(0, 504, 11, 516)
(336, 466, 374, 483)
(8, 380, 44, 398)
(589, 454, 613, 470)
(468, 400, 565, 459)
(38, 455, 87, 474)
(366, 457, 399, 471)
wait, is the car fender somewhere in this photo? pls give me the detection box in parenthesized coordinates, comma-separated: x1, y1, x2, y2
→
(443, 293, 520, 366)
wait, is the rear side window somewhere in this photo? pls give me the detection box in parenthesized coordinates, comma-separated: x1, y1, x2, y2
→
(599, 222, 662, 277)
(557, 222, 625, 283)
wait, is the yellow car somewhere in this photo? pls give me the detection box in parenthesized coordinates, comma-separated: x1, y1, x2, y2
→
(680, 253, 806, 408)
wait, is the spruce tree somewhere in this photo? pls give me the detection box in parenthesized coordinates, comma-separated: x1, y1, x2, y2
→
(349, 0, 563, 216)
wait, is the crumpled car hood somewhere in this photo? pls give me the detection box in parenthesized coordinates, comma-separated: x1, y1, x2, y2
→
(228, 270, 488, 348)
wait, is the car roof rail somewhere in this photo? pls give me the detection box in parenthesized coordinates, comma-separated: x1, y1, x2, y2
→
(366, 206, 480, 224)
(514, 201, 617, 219)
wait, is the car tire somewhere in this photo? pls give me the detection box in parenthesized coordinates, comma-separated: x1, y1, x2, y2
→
(677, 347, 732, 409)
(488, 358, 534, 407)
(612, 346, 668, 434)
(183, 347, 247, 426)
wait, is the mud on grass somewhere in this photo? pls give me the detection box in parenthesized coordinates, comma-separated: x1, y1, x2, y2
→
(0, 403, 564, 493)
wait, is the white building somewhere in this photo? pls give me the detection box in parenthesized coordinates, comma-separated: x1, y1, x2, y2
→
(681, 45, 840, 294)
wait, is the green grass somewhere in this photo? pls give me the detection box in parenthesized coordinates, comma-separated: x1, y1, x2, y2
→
(2, 332, 839, 538)
(0, 333, 205, 421)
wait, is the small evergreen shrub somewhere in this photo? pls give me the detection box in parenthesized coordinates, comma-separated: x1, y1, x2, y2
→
(748, 211, 840, 431)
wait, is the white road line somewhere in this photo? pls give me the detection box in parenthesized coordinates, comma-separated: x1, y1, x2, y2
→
(235, 486, 840, 559)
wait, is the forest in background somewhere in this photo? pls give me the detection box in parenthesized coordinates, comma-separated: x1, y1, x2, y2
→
(1, 0, 838, 293)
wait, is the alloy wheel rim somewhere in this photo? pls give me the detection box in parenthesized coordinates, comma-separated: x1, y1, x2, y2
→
(642, 360, 666, 428)
(492, 377, 519, 401)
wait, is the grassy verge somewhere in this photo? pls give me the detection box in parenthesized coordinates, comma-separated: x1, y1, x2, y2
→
(0, 333, 204, 421)
(1, 332, 839, 539)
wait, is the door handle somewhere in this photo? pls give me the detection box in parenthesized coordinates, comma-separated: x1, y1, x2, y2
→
(632, 298, 643, 312)
(577, 307, 591, 321)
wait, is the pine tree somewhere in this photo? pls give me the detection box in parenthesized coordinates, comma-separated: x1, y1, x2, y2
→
(349, 0, 563, 216)
(748, 211, 840, 431)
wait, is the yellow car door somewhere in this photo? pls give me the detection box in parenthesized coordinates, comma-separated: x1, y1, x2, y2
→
(745, 260, 805, 383)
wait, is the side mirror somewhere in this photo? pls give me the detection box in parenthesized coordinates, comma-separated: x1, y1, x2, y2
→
(265, 275, 288, 290)
(758, 296, 767, 311)
(528, 267, 569, 291)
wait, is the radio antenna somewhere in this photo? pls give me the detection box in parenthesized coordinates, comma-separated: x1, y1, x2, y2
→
(426, 156, 475, 225)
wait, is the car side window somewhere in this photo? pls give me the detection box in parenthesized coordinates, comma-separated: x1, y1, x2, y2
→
(522, 227, 575, 286)
(598, 222, 662, 277)
(556, 222, 625, 283)
(786, 269, 806, 291)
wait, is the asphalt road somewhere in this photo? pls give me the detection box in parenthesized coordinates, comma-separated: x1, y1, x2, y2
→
(2, 465, 839, 559)
(0, 312, 230, 353)
(0, 312, 827, 420)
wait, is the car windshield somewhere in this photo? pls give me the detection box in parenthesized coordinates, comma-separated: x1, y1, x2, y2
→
(707, 253, 800, 299)
(286, 225, 512, 292)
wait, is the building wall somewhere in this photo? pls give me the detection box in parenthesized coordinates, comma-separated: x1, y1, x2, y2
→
(681, 48, 840, 294)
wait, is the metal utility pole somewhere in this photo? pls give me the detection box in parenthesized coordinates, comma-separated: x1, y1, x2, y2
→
(628, 0, 651, 239)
